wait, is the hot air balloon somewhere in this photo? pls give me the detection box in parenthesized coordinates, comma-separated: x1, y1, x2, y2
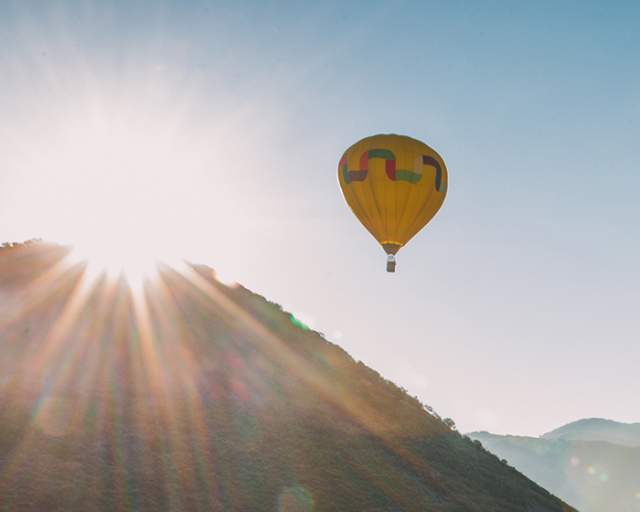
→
(338, 134, 448, 272)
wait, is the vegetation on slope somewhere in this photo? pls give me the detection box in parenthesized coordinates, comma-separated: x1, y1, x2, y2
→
(0, 242, 574, 511)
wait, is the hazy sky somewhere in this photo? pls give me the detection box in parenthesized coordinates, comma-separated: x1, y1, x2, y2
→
(1, 0, 639, 435)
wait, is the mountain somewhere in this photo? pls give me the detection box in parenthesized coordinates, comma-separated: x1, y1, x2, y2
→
(469, 427, 640, 512)
(0, 241, 574, 512)
(543, 418, 640, 447)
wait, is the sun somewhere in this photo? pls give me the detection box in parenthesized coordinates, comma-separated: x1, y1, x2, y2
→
(27, 95, 204, 286)
(68, 237, 164, 289)
(61, 170, 187, 287)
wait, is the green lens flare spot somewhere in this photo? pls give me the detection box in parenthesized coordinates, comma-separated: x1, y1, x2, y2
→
(289, 314, 310, 331)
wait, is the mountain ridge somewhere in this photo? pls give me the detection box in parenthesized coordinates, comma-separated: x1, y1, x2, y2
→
(542, 418, 640, 447)
(469, 420, 640, 512)
(0, 241, 574, 511)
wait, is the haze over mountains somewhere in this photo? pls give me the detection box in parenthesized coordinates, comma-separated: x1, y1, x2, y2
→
(543, 418, 640, 447)
(470, 419, 640, 512)
(0, 241, 574, 511)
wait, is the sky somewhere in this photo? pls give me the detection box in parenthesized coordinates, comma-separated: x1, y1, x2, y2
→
(1, 0, 639, 435)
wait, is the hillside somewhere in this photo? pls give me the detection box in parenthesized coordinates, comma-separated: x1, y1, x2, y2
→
(543, 418, 640, 447)
(470, 429, 640, 512)
(0, 241, 574, 512)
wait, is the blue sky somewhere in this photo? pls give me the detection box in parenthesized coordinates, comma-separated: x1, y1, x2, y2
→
(1, 0, 639, 434)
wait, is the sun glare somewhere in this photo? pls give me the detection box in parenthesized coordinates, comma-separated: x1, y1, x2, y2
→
(58, 119, 189, 288)
(25, 93, 209, 286)
(68, 239, 161, 289)
(3, 55, 279, 287)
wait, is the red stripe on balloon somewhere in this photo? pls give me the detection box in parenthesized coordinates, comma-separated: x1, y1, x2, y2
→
(360, 152, 369, 171)
(385, 159, 396, 180)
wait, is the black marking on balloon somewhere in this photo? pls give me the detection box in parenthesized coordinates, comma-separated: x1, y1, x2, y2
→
(422, 155, 443, 192)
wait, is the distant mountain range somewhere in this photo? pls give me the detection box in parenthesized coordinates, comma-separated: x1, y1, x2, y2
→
(543, 418, 640, 447)
(469, 419, 640, 512)
(0, 241, 574, 512)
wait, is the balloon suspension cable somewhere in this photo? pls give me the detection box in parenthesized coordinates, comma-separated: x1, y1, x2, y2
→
(386, 254, 396, 273)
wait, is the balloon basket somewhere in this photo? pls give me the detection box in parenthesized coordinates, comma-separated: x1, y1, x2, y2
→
(386, 255, 396, 273)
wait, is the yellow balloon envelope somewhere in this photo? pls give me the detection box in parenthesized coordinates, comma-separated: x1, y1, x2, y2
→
(338, 134, 448, 272)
